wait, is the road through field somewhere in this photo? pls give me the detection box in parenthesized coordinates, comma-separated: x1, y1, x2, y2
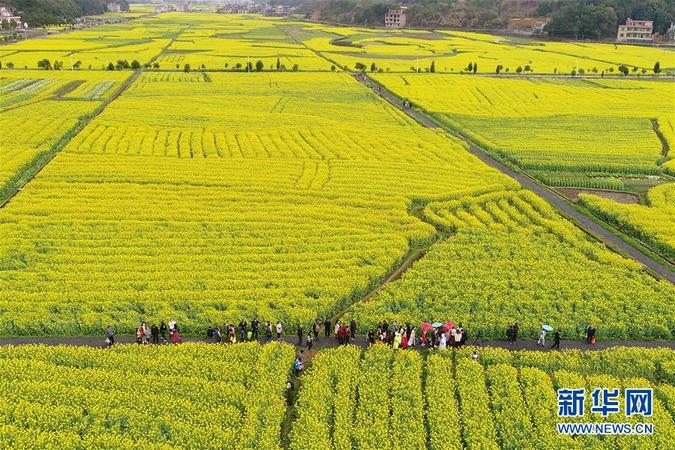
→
(356, 74, 675, 284)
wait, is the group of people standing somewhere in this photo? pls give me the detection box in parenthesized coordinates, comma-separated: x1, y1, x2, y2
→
(107, 318, 598, 350)
(207, 319, 286, 344)
(105, 319, 181, 347)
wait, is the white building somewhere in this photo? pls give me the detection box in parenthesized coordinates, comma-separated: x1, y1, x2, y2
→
(175, 1, 191, 12)
(107, 2, 122, 13)
(0, 6, 21, 27)
(384, 7, 408, 29)
(617, 18, 653, 42)
(666, 22, 675, 41)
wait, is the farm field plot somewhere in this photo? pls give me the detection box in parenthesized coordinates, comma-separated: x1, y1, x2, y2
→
(0, 71, 521, 335)
(350, 188, 675, 340)
(0, 342, 294, 449)
(0, 70, 130, 195)
(289, 23, 674, 74)
(372, 74, 674, 188)
(153, 14, 331, 71)
(0, 21, 173, 70)
(291, 345, 675, 450)
(579, 183, 675, 260)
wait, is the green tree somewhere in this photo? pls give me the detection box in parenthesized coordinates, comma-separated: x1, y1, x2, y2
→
(184, 63, 191, 72)
(495, 64, 503, 74)
(292, 64, 299, 72)
(618, 65, 629, 75)
(107, 62, 115, 71)
(516, 66, 523, 74)
(245, 62, 253, 72)
(430, 61, 435, 73)
(473, 62, 477, 74)
(467, 62, 473, 72)
(255, 60, 264, 71)
(6, 62, 14, 69)
(276, 58, 281, 70)
(130, 60, 140, 70)
(654, 61, 661, 74)
(37, 58, 51, 70)
(370, 62, 377, 72)
(331, 64, 336, 71)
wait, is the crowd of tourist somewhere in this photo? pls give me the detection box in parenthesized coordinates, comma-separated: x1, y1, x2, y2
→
(105, 318, 599, 351)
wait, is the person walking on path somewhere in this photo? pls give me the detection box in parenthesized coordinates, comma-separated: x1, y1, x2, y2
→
(337, 323, 346, 346)
(275, 321, 283, 340)
(297, 325, 304, 346)
(438, 333, 447, 350)
(313, 320, 320, 340)
(105, 325, 115, 347)
(159, 321, 167, 342)
(306, 333, 313, 351)
(324, 318, 331, 338)
(239, 320, 248, 342)
(512, 323, 519, 344)
(408, 328, 416, 347)
(455, 326, 464, 347)
(265, 321, 273, 342)
(393, 330, 402, 349)
(294, 354, 304, 375)
(585, 325, 596, 344)
(551, 330, 561, 350)
(251, 319, 260, 341)
(171, 326, 181, 344)
(537, 327, 547, 346)
(151, 324, 159, 344)
(350, 319, 357, 341)
(506, 325, 513, 343)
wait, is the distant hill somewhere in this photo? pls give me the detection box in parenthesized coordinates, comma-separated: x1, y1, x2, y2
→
(300, 0, 675, 39)
(1, 0, 129, 26)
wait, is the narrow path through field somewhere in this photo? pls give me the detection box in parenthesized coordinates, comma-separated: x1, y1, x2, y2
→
(328, 230, 447, 325)
(356, 74, 675, 284)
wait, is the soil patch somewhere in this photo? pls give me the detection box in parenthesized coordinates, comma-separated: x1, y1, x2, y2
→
(557, 188, 640, 204)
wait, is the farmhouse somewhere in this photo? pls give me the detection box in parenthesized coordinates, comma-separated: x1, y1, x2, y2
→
(175, 1, 191, 12)
(106, 2, 122, 13)
(0, 6, 21, 27)
(617, 18, 653, 43)
(384, 7, 408, 29)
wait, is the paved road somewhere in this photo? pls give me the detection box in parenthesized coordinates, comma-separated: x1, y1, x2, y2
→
(1, 335, 673, 351)
(356, 74, 675, 283)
